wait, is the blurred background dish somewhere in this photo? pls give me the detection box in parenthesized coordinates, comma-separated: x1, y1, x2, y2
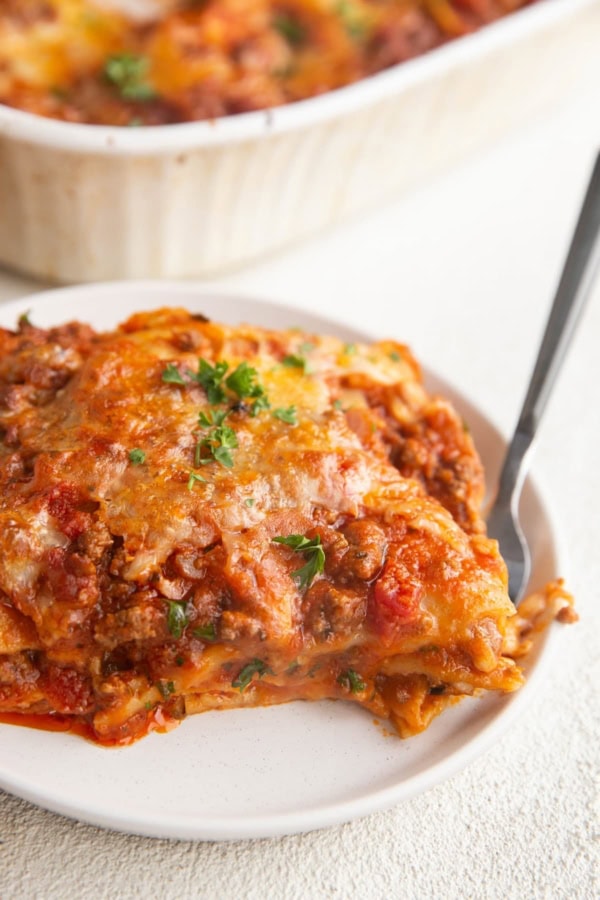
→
(0, 0, 598, 283)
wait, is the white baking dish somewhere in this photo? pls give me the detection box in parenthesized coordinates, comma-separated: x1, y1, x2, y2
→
(0, 0, 598, 283)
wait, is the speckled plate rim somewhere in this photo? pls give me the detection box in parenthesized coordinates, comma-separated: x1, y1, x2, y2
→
(0, 282, 569, 841)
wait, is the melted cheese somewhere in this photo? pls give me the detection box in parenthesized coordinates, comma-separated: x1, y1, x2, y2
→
(0, 307, 575, 746)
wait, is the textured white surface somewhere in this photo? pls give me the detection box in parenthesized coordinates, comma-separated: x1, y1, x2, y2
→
(0, 81, 598, 898)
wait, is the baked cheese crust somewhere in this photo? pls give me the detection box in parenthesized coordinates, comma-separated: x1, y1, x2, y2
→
(0, 307, 573, 745)
(0, 0, 536, 125)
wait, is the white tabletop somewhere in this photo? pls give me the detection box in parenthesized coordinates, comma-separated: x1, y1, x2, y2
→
(1, 81, 598, 898)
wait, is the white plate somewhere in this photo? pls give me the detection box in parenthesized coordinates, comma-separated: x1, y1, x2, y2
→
(0, 282, 566, 841)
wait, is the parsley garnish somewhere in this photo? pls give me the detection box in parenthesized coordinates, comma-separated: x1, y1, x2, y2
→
(272, 534, 325, 590)
(232, 658, 273, 692)
(389, 351, 401, 362)
(225, 361, 263, 400)
(196, 409, 238, 468)
(333, 399, 343, 410)
(344, 343, 357, 355)
(193, 359, 229, 405)
(251, 394, 271, 416)
(272, 406, 297, 425)
(282, 353, 311, 374)
(273, 13, 306, 45)
(128, 448, 146, 465)
(167, 601, 188, 639)
(192, 623, 216, 642)
(336, 1, 367, 40)
(156, 680, 175, 699)
(244, 498, 255, 507)
(162, 363, 186, 385)
(104, 53, 156, 101)
(187, 471, 207, 490)
(337, 669, 366, 693)
(18, 311, 32, 328)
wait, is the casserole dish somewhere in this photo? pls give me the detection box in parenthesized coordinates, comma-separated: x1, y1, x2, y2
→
(0, 0, 598, 283)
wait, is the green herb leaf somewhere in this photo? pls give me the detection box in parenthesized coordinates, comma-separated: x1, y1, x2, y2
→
(337, 669, 366, 693)
(282, 354, 311, 374)
(196, 413, 238, 469)
(187, 471, 207, 490)
(272, 534, 325, 590)
(18, 310, 32, 328)
(198, 408, 229, 428)
(244, 498, 255, 507)
(336, 1, 367, 40)
(162, 363, 186, 385)
(344, 343, 357, 355)
(167, 601, 188, 639)
(389, 350, 401, 362)
(156, 680, 175, 699)
(272, 406, 297, 425)
(273, 13, 306, 46)
(251, 394, 271, 416)
(232, 658, 273, 692)
(225, 361, 263, 399)
(128, 448, 146, 466)
(192, 623, 216, 642)
(211, 444, 236, 468)
(333, 399, 343, 410)
(193, 359, 229, 405)
(104, 53, 156, 102)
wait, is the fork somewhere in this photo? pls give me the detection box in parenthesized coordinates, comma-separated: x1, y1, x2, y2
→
(487, 152, 600, 603)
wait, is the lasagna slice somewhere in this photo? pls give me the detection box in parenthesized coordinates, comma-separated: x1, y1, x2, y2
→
(0, 308, 574, 745)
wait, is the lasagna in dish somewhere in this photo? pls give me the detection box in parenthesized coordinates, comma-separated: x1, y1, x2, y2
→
(0, 0, 537, 125)
(0, 308, 574, 745)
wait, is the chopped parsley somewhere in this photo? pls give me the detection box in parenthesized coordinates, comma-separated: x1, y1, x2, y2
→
(192, 623, 216, 642)
(161, 357, 273, 473)
(18, 310, 32, 328)
(272, 406, 297, 425)
(187, 471, 207, 490)
(162, 363, 186, 385)
(128, 448, 146, 466)
(104, 53, 156, 102)
(344, 343, 357, 355)
(156, 680, 175, 699)
(193, 359, 229, 405)
(196, 409, 238, 468)
(282, 353, 311, 374)
(272, 534, 325, 590)
(225, 361, 263, 400)
(244, 498, 255, 507)
(250, 394, 271, 416)
(167, 601, 188, 639)
(232, 658, 273, 692)
(336, 1, 367, 40)
(389, 350, 401, 362)
(273, 13, 306, 46)
(333, 399, 343, 410)
(337, 669, 366, 693)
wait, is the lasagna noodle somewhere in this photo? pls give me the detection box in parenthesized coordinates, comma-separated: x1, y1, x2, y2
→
(0, 308, 574, 745)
